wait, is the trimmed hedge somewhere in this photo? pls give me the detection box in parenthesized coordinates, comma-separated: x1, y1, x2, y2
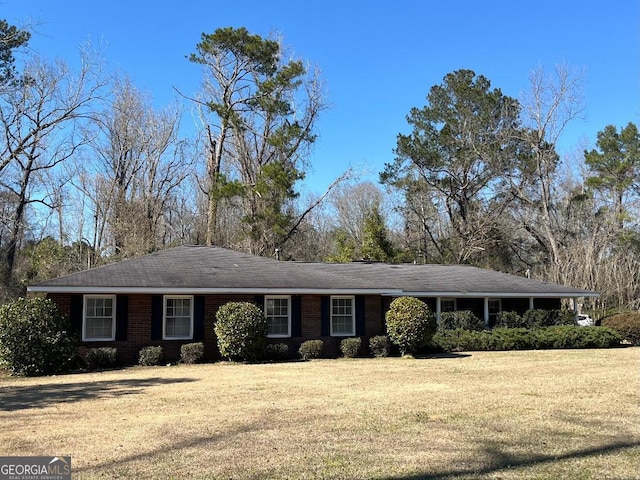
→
(602, 313, 640, 345)
(522, 309, 576, 328)
(438, 310, 484, 331)
(340, 337, 361, 358)
(433, 326, 620, 352)
(299, 340, 323, 360)
(0, 297, 78, 376)
(495, 311, 527, 328)
(180, 342, 204, 364)
(139, 346, 163, 366)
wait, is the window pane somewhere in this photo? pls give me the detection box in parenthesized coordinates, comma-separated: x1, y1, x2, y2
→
(441, 299, 455, 312)
(266, 297, 289, 336)
(85, 297, 114, 339)
(331, 298, 354, 335)
(165, 297, 192, 338)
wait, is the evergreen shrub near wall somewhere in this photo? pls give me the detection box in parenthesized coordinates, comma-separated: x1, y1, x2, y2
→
(495, 311, 527, 328)
(0, 297, 78, 376)
(340, 337, 361, 358)
(369, 335, 391, 357)
(139, 346, 163, 366)
(299, 340, 323, 360)
(86, 347, 118, 370)
(522, 309, 576, 328)
(433, 326, 620, 352)
(438, 310, 484, 331)
(266, 343, 289, 360)
(214, 302, 267, 361)
(386, 297, 437, 356)
(180, 342, 204, 364)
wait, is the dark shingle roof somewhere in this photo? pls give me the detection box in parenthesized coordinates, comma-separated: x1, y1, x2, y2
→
(28, 245, 597, 297)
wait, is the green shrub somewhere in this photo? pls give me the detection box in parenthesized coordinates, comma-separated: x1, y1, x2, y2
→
(438, 310, 484, 331)
(0, 297, 78, 376)
(601, 313, 640, 345)
(386, 297, 437, 356)
(86, 347, 117, 370)
(523, 309, 576, 328)
(433, 326, 620, 352)
(214, 301, 267, 361)
(340, 337, 361, 358)
(139, 346, 163, 366)
(522, 309, 550, 328)
(552, 309, 578, 326)
(180, 342, 204, 364)
(266, 343, 289, 361)
(495, 311, 527, 328)
(369, 335, 391, 357)
(299, 340, 323, 360)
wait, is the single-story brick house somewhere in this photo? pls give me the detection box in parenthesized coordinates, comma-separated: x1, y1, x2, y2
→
(27, 245, 598, 363)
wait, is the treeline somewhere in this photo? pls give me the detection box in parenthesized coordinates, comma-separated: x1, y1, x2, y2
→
(0, 21, 638, 312)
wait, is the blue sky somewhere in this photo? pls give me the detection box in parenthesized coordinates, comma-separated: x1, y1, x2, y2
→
(5, 1, 639, 194)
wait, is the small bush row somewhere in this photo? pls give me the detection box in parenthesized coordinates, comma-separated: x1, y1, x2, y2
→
(494, 309, 576, 329)
(433, 326, 621, 352)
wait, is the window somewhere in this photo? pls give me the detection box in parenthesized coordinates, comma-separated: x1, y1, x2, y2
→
(441, 298, 456, 313)
(83, 295, 116, 341)
(265, 296, 290, 337)
(488, 298, 502, 325)
(331, 296, 355, 336)
(164, 296, 193, 339)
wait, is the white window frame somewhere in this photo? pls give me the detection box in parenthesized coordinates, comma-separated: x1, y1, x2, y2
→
(488, 298, 502, 322)
(265, 295, 291, 338)
(330, 295, 355, 337)
(83, 294, 116, 342)
(163, 295, 194, 340)
(441, 298, 457, 313)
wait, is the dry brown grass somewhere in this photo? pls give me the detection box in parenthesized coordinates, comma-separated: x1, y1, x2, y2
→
(0, 348, 638, 479)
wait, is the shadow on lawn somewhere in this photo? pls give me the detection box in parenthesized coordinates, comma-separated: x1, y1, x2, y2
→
(0, 377, 197, 411)
(382, 438, 640, 479)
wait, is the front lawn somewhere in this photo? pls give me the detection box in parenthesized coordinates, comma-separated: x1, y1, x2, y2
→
(0, 348, 638, 479)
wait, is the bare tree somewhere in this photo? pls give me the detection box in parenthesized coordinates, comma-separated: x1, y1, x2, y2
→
(74, 76, 191, 259)
(510, 63, 586, 277)
(0, 48, 107, 282)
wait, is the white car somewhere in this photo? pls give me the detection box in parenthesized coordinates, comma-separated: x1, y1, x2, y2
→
(576, 314, 595, 327)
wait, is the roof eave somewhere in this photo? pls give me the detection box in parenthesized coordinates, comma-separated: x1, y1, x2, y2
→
(28, 285, 599, 297)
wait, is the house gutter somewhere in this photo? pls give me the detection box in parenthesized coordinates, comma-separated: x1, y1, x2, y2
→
(27, 285, 598, 298)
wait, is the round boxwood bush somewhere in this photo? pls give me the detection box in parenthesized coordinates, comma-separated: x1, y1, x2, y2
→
(602, 312, 640, 345)
(340, 337, 361, 358)
(180, 342, 204, 364)
(0, 297, 78, 376)
(139, 346, 163, 366)
(298, 339, 323, 360)
(215, 301, 267, 361)
(386, 297, 436, 356)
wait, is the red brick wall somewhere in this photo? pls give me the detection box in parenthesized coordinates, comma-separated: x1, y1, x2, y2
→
(46, 292, 388, 364)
